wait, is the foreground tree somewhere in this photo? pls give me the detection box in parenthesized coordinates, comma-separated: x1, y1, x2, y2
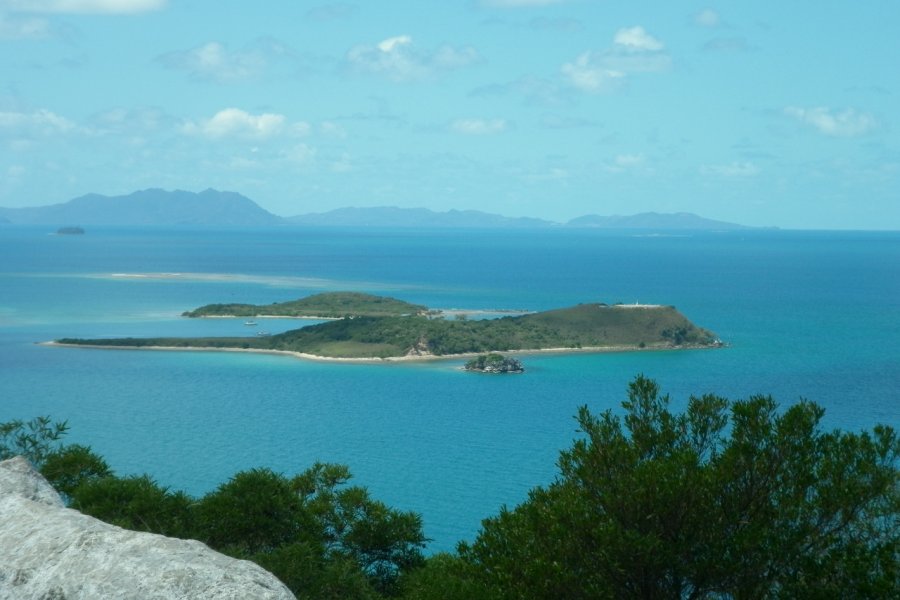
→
(0, 415, 68, 467)
(456, 376, 899, 599)
(189, 462, 425, 598)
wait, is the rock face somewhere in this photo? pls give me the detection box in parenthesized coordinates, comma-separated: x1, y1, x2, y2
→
(0, 456, 295, 600)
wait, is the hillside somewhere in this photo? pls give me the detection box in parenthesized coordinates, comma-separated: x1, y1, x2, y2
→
(58, 299, 721, 360)
(183, 292, 428, 319)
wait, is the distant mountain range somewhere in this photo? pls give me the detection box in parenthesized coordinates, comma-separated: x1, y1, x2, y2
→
(567, 212, 749, 230)
(0, 189, 281, 227)
(285, 206, 554, 228)
(0, 188, 756, 230)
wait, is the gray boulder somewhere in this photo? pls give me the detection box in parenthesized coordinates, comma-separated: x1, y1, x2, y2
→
(0, 456, 295, 600)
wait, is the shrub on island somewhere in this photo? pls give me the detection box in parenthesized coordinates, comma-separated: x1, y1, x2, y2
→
(464, 353, 524, 374)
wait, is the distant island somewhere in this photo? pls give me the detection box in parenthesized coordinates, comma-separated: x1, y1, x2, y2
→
(183, 292, 427, 319)
(0, 189, 281, 226)
(0, 188, 762, 230)
(55, 226, 85, 235)
(54, 292, 722, 361)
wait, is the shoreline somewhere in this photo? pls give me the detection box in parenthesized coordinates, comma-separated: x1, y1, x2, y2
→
(41, 340, 717, 364)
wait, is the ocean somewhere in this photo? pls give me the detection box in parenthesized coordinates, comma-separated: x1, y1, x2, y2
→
(1, 225, 898, 551)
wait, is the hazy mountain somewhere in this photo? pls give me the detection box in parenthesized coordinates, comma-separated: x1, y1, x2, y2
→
(0, 189, 760, 230)
(286, 206, 555, 228)
(566, 212, 750, 230)
(0, 188, 282, 226)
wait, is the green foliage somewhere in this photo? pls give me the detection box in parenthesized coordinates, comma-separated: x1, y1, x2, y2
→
(70, 474, 194, 538)
(0, 415, 69, 467)
(41, 444, 111, 498)
(194, 468, 310, 555)
(464, 353, 524, 373)
(457, 376, 900, 599)
(400, 553, 492, 600)
(57, 456, 426, 599)
(253, 543, 379, 600)
(292, 462, 427, 596)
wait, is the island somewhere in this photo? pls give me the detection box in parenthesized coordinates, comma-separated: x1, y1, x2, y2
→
(464, 353, 524, 374)
(182, 291, 427, 319)
(56, 226, 85, 235)
(54, 293, 722, 361)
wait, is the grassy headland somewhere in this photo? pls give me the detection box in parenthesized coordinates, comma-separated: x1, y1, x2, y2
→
(58, 295, 721, 360)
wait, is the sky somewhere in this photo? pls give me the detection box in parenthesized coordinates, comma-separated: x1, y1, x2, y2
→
(0, 1, 898, 229)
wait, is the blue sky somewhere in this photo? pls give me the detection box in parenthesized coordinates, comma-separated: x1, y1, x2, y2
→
(1, 0, 897, 228)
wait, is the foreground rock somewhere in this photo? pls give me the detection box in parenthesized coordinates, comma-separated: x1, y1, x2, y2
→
(0, 456, 295, 600)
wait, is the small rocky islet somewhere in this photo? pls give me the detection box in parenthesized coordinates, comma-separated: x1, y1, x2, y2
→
(464, 353, 525, 374)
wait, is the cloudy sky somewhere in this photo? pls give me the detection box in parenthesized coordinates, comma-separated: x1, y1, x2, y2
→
(1, 1, 897, 228)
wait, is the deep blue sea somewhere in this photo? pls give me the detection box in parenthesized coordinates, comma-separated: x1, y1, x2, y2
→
(2, 226, 898, 551)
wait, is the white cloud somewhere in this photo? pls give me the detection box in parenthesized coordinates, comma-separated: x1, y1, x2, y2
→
(0, 0, 166, 13)
(703, 37, 754, 53)
(784, 106, 876, 137)
(0, 108, 79, 136)
(182, 108, 290, 140)
(304, 3, 356, 21)
(376, 35, 408, 53)
(158, 42, 270, 83)
(433, 44, 481, 69)
(561, 53, 624, 93)
(701, 161, 759, 177)
(331, 153, 352, 172)
(602, 153, 646, 173)
(472, 75, 567, 106)
(0, 13, 50, 38)
(346, 35, 480, 82)
(282, 143, 317, 165)
(614, 154, 644, 168)
(451, 118, 508, 135)
(562, 26, 670, 93)
(89, 106, 173, 135)
(319, 121, 346, 138)
(613, 26, 663, 52)
(694, 9, 720, 27)
(481, 0, 565, 7)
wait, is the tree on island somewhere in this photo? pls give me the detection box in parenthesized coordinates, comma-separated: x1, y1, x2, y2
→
(463, 353, 524, 373)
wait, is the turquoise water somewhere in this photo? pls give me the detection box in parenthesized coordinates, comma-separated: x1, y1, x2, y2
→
(2, 226, 899, 551)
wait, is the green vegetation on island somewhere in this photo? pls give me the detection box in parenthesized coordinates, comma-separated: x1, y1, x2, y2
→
(464, 353, 524, 373)
(5, 377, 898, 599)
(182, 291, 428, 319)
(60, 295, 720, 359)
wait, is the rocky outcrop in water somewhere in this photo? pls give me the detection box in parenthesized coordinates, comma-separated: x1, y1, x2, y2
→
(464, 353, 524, 373)
(0, 456, 295, 600)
